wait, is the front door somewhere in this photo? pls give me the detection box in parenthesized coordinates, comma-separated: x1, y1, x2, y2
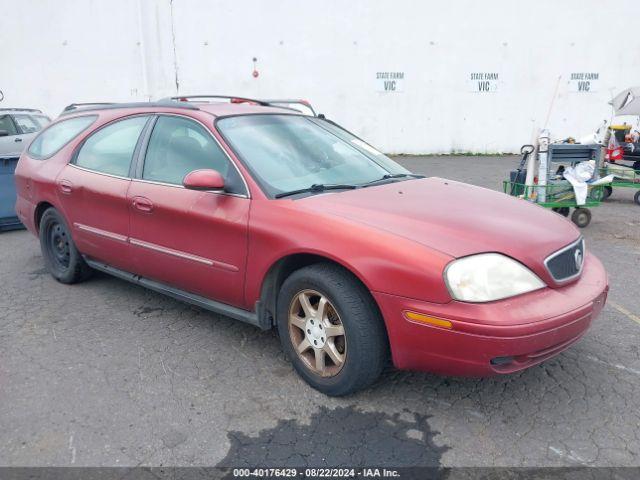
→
(127, 114, 250, 308)
(0, 114, 21, 157)
(56, 115, 151, 270)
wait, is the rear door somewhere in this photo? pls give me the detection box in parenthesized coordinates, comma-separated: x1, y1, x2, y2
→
(127, 114, 250, 308)
(56, 115, 151, 270)
(13, 113, 42, 143)
(12, 114, 43, 151)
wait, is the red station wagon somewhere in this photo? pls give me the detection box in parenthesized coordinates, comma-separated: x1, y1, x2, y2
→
(15, 96, 609, 396)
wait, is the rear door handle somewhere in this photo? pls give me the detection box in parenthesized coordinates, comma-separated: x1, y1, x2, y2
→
(14, 137, 22, 143)
(132, 196, 154, 213)
(58, 180, 73, 195)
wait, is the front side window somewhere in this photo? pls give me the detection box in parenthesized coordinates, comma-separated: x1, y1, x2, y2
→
(142, 115, 244, 193)
(13, 114, 41, 134)
(75, 116, 148, 177)
(216, 115, 409, 197)
(28, 115, 97, 159)
(0, 115, 18, 136)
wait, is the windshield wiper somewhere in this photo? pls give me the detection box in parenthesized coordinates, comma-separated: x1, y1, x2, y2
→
(274, 183, 358, 199)
(274, 174, 424, 198)
(361, 173, 425, 187)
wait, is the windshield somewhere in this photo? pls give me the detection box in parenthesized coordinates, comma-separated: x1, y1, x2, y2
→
(216, 115, 410, 197)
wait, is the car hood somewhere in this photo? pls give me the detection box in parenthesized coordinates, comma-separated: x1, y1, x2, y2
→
(298, 177, 580, 262)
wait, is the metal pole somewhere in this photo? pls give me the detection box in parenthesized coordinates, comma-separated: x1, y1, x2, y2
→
(537, 129, 550, 203)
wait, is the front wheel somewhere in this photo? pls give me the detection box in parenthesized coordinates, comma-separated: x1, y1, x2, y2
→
(601, 186, 613, 200)
(39, 208, 92, 284)
(571, 208, 592, 228)
(276, 263, 388, 396)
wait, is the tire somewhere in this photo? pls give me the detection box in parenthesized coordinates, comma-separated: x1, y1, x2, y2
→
(571, 208, 592, 228)
(39, 208, 92, 284)
(633, 161, 640, 173)
(276, 263, 388, 396)
(634, 190, 640, 206)
(602, 186, 613, 200)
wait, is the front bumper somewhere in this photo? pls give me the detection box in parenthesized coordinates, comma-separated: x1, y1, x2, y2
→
(373, 252, 608, 376)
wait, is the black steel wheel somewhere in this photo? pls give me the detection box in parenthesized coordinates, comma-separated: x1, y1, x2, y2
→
(39, 208, 92, 284)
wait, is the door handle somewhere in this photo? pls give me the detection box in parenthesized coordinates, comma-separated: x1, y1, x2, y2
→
(132, 196, 154, 213)
(58, 180, 73, 195)
(14, 137, 22, 143)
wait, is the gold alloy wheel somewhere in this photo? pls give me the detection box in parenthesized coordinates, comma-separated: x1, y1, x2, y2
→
(288, 289, 347, 377)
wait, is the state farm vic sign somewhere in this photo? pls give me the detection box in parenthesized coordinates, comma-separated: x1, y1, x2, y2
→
(468, 72, 500, 93)
(568, 72, 599, 93)
(375, 72, 405, 93)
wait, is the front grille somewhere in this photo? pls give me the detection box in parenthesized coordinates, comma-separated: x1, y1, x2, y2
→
(545, 238, 584, 282)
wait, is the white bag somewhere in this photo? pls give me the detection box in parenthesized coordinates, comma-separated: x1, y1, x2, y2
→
(563, 160, 595, 205)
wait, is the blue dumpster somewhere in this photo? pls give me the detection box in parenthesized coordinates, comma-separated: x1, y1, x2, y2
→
(0, 156, 24, 231)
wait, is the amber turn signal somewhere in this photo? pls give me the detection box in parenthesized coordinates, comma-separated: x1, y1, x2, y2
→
(403, 311, 453, 329)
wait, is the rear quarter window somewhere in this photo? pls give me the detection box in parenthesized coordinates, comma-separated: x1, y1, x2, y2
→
(28, 115, 97, 160)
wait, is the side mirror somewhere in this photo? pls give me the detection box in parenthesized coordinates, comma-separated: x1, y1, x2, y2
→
(183, 169, 225, 191)
(0, 130, 9, 137)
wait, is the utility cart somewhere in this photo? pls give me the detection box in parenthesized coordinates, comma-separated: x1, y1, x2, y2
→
(599, 87, 640, 205)
(600, 163, 640, 205)
(504, 141, 605, 228)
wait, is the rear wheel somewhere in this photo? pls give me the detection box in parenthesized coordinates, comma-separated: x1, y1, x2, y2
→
(276, 263, 388, 396)
(634, 190, 640, 206)
(39, 208, 92, 284)
(571, 208, 592, 228)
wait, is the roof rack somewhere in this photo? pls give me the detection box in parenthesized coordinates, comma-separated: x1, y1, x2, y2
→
(0, 107, 43, 113)
(160, 95, 317, 116)
(160, 95, 270, 106)
(262, 99, 317, 116)
(62, 102, 115, 112)
(57, 97, 318, 117)
(58, 101, 200, 117)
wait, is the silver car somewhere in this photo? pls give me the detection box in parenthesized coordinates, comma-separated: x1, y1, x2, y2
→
(0, 108, 51, 157)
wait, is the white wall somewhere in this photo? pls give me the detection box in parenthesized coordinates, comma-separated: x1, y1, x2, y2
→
(2, 0, 639, 153)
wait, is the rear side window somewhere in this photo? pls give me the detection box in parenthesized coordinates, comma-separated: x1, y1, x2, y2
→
(75, 116, 149, 177)
(32, 115, 51, 128)
(13, 114, 41, 133)
(28, 115, 97, 159)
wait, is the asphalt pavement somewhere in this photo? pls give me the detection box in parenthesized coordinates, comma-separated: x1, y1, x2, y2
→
(1, 155, 639, 468)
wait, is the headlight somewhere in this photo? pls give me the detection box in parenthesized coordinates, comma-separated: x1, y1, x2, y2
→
(444, 253, 545, 302)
